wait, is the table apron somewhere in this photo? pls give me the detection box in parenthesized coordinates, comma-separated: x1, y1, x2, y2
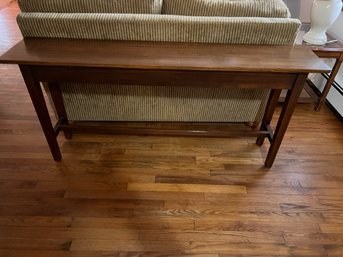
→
(29, 65, 297, 89)
(314, 51, 343, 59)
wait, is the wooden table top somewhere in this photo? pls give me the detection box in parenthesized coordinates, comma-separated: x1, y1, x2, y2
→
(0, 38, 330, 74)
(308, 40, 343, 53)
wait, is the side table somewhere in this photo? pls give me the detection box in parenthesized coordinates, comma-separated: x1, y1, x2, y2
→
(300, 34, 343, 111)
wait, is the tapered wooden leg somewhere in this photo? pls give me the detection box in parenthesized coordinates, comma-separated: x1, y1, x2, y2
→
(19, 65, 62, 161)
(47, 82, 72, 139)
(315, 56, 343, 111)
(256, 89, 282, 146)
(264, 74, 307, 168)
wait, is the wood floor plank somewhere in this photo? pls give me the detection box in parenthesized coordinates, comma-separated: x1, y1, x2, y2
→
(70, 239, 326, 255)
(324, 245, 343, 257)
(0, 216, 72, 227)
(0, 227, 141, 240)
(195, 219, 321, 233)
(0, 238, 72, 251)
(0, 198, 165, 216)
(284, 232, 343, 245)
(0, 250, 220, 257)
(0, 227, 284, 244)
(164, 199, 281, 213)
(71, 217, 195, 230)
(137, 229, 285, 244)
(65, 190, 205, 201)
(320, 223, 343, 233)
(127, 183, 247, 194)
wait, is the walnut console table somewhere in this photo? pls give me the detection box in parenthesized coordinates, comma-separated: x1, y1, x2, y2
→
(0, 39, 329, 167)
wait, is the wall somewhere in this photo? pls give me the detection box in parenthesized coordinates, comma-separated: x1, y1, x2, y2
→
(327, 13, 343, 116)
(299, 0, 313, 22)
(284, 0, 312, 21)
(329, 13, 343, 41)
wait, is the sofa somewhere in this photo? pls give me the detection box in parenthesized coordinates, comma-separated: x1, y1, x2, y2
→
(16, 0, 301, 124)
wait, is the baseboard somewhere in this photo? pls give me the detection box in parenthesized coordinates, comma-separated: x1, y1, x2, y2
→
(309, 83, 343, 123)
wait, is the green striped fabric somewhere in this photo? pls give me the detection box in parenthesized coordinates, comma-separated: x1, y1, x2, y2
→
(60, 84, 270, 122)
(18, 0, 163, 14)
(17, 13, 300, 45)
(162, 0, 291, 18)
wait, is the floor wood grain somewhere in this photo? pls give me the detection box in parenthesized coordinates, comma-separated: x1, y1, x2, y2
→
(1, 2, 343, 256)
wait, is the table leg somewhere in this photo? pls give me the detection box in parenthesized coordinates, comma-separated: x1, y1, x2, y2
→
(315, 54, 343, 111)
(256, 89, 282, 146)
(264, 74, 307, 168)
(47, 82, 72, 139)
(19, 65, 62, 161)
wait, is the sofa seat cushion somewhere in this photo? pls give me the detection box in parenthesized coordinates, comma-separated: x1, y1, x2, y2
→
(162, 0, 290, 18)
(18, 0, 163, 14)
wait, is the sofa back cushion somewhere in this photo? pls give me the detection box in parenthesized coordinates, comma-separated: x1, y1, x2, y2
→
(162, 0, 290, 18)
(18, 0, 163, 14)
(17, 13, 300, 45)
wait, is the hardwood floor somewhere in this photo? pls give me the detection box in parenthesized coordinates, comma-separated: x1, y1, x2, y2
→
(1, 2, 343, 256)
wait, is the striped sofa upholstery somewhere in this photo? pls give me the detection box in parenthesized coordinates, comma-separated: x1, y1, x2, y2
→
(162, 0, 291, 18)
(16, 0, 301, 123)
(18, 0, 164, 14)
(17, 14, 300, 45)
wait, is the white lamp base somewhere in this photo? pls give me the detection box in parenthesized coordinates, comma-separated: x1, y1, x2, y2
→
(303, 30, 327, 45)
(302, 0, 342, 46)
